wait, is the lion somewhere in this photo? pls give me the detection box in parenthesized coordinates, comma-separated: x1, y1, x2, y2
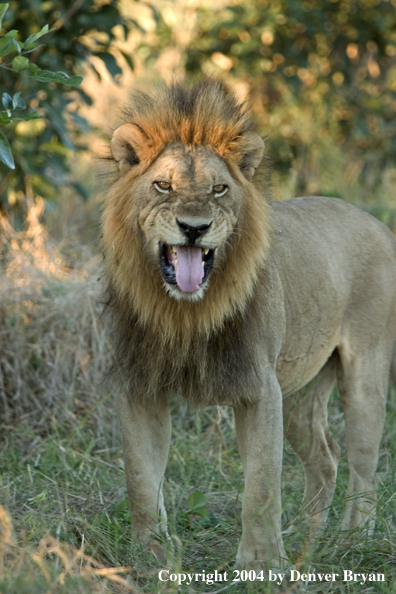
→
(101, 79, 396, 569)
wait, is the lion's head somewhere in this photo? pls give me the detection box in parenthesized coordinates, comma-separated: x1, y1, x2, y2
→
(102, 80, 271, 341)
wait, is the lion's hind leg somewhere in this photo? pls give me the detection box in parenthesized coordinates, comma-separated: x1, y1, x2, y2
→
(390, 338, 396, 389)
(283, 354, 340, 534)
(337, 341, 390, 533)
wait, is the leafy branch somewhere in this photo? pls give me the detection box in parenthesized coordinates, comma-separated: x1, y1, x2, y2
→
(0, 3, 82, 169)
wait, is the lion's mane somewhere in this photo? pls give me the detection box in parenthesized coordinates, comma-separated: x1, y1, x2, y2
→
(102, 80, 272, 405)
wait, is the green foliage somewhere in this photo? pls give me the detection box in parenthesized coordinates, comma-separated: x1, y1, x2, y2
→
(0, 0, 129, 219)
(184, 0, 396, 191)
(0, 129, 14, 167)
(1, 395, 396, 592)
(187, 491, 209, 519)
(0, 178, 396, 591)
(2, 0, 395, 215)
(0, 16, 82, 171)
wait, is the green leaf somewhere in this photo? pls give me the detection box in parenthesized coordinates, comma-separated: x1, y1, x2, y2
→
(0, 131, 14, 169)
(21, 42, 45, 55)
(24, 24, 53, 50)
(95, 52, 122, 78)
(0, 4, 8, 30)
(28, 62, 40, 73)
(187, 491, 209, 512)
(2, 92, 12, 110)
(70, 111, 90, 131)
(28, 490, 47, 504)
(11, 55, 29, 72)
(0, 107, 39, 123)
(0, 112, 11, 124)
(28, 69, 83, 85)
(0, 36, 19, 58)
(120, 51, 134, 72)
(11, 111, 40, 121)
(193, 507, 208, 519)
(12, 92, 25, 110)
(5, 29, 18, 38)
(0, 34, 22, 56)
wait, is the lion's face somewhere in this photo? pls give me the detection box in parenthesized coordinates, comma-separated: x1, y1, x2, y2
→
(106, 114, 267, 317)
(136, 145, 240, 301)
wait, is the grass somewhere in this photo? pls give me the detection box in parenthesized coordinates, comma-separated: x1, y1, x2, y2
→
(2, 390, 396, 593)
(1, 183, 396, 593)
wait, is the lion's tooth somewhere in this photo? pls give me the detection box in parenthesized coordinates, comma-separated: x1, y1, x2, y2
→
(203, 248, 209, 256)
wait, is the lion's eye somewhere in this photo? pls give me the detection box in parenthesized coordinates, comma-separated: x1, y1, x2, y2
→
(154, 181, 172, 193)
(213, 184, 228, 196)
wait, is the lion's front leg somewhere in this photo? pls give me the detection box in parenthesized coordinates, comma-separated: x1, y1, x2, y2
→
(117, 392, 171, 563)
(234, 375, 288, 569)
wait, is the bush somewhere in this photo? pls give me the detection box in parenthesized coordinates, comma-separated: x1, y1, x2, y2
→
(0, 0, 128, 223)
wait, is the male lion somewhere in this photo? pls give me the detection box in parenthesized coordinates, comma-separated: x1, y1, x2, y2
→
(102, 80, 396, 568)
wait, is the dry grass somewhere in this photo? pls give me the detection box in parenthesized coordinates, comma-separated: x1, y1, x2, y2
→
(0, 504, 138, 593)
(0, 197, 108, 425)
(0, 196, 396, 593)
(0, 200, 139, 592)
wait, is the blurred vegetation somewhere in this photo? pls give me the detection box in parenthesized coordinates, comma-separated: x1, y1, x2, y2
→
(0, 16, 83, 168)
(1, 0, 396, 221)
(185, 0, 396, 194)
(0, 0, 131, 226)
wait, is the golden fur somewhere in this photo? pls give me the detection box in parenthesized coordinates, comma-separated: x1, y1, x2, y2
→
(103, 80, 270, 340)
(102, 80, 396, 568)
(102, 80, 272, 405)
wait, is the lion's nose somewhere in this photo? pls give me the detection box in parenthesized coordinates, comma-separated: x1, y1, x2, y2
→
(176, 219, 212, 244)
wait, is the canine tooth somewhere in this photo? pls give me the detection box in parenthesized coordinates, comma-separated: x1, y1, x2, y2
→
(203, 248, 209, 256)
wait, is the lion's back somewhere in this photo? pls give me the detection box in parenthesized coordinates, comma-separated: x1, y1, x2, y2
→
(271, 196, 396, 286)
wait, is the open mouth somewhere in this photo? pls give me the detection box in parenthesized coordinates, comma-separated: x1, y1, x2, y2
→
(160, 243, 215, 293)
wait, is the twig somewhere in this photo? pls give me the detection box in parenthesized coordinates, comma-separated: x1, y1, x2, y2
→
(53, 0, 87, 31)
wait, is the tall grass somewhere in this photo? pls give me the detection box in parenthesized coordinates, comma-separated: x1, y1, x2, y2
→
(1, 179, 396, 592)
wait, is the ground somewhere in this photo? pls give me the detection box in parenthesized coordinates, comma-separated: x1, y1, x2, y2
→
(0, 185, 396, 593)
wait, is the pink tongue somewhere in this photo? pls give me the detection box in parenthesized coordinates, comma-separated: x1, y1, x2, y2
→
(176, 246, 204, 292)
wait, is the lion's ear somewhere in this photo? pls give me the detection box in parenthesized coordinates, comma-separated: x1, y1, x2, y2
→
(111, 124, 151, 174)
(238, 132, 265, 180)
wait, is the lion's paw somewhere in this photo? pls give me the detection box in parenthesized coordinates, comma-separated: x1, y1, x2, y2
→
(235, 547, 289, 571)
(148, 540, 168, 565)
